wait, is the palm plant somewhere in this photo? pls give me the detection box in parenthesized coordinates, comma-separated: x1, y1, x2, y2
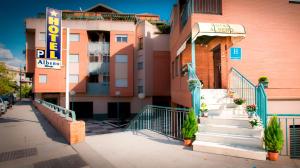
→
(182, 108, 198, 140)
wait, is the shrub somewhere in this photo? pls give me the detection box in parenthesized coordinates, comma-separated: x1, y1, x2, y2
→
(264, 116, 284, 152)
(233, 98, 246, 105)
(258, 76, 269, 83)
(182, 109, 198, 139)
(246, 104, 256, 112)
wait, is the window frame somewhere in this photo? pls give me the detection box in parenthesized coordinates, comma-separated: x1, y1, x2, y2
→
(70, 33, 80, 42)
(69, 54, 79, 63)
(69, 74, 79, 84)
(115, 35, 128, 43)
(39, 74, 47, 84)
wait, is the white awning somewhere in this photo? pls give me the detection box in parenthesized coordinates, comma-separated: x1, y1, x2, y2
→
(192, 23, 246, 42)
(176, 39, 188, 56)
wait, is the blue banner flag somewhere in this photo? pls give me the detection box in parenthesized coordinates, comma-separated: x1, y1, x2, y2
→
(36, 7, 63, 69)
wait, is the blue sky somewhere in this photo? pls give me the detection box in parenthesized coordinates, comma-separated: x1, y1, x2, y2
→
(0, 0, 176, 67)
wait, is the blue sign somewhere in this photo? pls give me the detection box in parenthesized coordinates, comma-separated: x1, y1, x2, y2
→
(230, 47, 242, 60)
(40, 7, 62, 69)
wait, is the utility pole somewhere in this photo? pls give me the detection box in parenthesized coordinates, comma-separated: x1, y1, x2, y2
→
(65, 28, 70, 109)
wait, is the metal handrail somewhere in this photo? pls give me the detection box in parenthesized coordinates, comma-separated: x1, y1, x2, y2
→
(229, 67, 256, 105)
(187, 63, 201, 117)
(35, 99, 76, 121)
(127, 105, 189, 140)
(229, 67, 268, 128)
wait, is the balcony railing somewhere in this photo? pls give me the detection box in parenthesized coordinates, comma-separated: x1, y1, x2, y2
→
(89, 62, 109, 75)
(88, 42, 110, 55)
(87, 83, 109, 96)
(180, 0, 222, 28)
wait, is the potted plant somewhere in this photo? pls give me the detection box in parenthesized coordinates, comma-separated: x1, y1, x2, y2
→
(200, 102, 208, 117)
(233, 98, 246, 110)
(249, 116, 262, 129)
(258, 76, 269, 88)
(264, 116, 284, 161)
(246, 104, 256, 118)
(228, 90, 235, 98)
(182, 108, 198, 146)
(188, 79, 198, 92)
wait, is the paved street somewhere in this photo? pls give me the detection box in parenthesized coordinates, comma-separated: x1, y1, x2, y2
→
(1, 100, 300, 168)
(0, 100, 90, 168)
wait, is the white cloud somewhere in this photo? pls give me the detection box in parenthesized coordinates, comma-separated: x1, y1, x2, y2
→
(0, 44, 24, 68)
(0, 46, 14, 59)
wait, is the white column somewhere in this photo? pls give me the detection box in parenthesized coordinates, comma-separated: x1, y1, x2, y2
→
(65, 28, 70, 109)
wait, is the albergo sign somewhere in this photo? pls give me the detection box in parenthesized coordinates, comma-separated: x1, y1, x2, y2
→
(36, 7, 62, 69)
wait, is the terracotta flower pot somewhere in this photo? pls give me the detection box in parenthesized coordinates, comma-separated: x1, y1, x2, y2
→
(268, 151, 279, 161)
(183, 139, 192, 146)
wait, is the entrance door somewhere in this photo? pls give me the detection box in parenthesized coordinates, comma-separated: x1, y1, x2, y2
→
(70, 102, 93, 119)
(108, 102, 131, 120)
(213, 45, 222, 89)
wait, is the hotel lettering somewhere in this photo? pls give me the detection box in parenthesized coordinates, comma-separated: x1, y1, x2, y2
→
(36, 7, 62, 69)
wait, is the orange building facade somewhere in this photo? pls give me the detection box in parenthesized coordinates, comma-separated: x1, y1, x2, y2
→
(25, 4, 170, 119)
(170, 0, 300, 114)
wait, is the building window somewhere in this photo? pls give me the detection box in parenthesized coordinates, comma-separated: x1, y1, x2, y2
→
(103, 55, 110, 63)
(39, 74, 47, 84)
(115, 55, 128, 88)
(69, 74, 79, 83)
(138, 37, 143, 50)
(39, 32, 45, 41)
(115, 55, 128, 63)
(138, 79, 143, 93)
(290, 0, 300, 3)
(116, 35, 128, 43)
(193, 0, 222, 14)
(89, 74, 98, 83)
(137, 62, 144, 70)
(69, 54, 79, 63)
(103, 74, 110, 84)
(70, 33, 80, 42)
(89, 55, 99, 62)
(138, 86, 144, 94)
(116, 79, 128, 87)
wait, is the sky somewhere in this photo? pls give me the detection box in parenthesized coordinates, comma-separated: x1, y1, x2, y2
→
(0, 0, 176, 68)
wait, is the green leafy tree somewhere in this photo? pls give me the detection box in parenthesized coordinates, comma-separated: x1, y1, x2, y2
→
(0, 63, 16, 94)
(264, 116, 284, 152)
(18, 83, 32, 98)
(182, 109, 198, 139)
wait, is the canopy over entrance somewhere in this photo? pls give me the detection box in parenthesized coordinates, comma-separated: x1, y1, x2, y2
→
(192, 23, 246, 41)
(177, 22, 246, 56)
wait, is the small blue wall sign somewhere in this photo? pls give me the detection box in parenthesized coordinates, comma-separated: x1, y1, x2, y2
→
(230, 47, 242, 60)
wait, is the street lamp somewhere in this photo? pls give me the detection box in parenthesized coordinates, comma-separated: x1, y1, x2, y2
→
(70, 90, 76, 111)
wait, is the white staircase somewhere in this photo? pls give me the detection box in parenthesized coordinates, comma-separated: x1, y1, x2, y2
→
(192, 89, 267, 160)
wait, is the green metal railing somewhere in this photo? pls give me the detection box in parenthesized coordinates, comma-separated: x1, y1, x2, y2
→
(267, 114, 300, 158)
(35, 99, 76, 121)
(126, 105, 189, 140)
(229, 68, 256, 105)
(229, 68, 268, 127)
(187, 63, 201, 117)
(256, 83, 268, 128)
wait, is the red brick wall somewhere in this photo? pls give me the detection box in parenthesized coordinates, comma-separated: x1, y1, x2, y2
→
(153, 51, 170, 96)
(33, 101, 85, 144)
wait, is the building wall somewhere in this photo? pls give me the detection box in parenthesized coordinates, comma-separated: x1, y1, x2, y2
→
(109, 31, 135, 97)
(170, 0, 300, 109)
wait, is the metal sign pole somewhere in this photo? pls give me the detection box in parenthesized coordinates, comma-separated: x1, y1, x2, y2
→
(65, 28, 70, 109)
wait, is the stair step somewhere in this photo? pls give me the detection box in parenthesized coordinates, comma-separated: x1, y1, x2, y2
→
(200, 117, 250, 127)
(192, 141, 267, 160)
(199, 124, 263, 137)
(195, 132, 263, 148)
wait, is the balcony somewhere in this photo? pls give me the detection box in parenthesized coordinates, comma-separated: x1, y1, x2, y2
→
(89, 62, 109, 75)
(87, 83, 109, 96)
(88, 42, 110, 55)
(180, 0, 222, 28)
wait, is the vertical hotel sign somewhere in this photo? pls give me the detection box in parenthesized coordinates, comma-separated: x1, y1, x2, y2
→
(36, 7, 62, 69)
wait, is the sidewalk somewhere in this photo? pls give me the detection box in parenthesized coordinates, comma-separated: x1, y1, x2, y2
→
(0, 100, 112, 168)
